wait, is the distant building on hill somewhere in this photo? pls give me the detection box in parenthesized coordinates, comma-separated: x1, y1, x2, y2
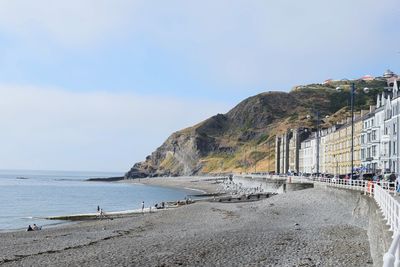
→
(359, 75, 375, 81)
(383, 69, 396, 79)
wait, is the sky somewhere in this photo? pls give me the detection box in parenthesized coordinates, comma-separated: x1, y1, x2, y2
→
(0, 0, 399, 172)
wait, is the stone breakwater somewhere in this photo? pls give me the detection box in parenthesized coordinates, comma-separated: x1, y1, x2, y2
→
(0, 180, 380, 267)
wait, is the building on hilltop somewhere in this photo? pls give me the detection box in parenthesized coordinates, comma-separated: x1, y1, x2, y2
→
(383, 69, 396, 79)
(359, 75, 375, 81)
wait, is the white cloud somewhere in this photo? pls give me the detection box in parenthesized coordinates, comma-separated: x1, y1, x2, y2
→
(0, 0, 399, 88)
(0, 85, 230, 171)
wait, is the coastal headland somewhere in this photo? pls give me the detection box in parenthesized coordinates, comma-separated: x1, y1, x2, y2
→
(0, 177, 384, 267)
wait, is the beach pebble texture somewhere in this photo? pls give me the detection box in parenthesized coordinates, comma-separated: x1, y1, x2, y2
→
(0, 187, 373, 267)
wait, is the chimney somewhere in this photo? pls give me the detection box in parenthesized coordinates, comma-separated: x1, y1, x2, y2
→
(360, 109, 369, 117)
(369, 105, 376, 113)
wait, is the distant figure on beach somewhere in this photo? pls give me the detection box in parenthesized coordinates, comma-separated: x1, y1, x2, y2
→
(27, 225, 33, 231)
(32, 224, 41, 230)
(100, 209, 104, 216)
(97, 205, 100, 212)
(141, 201, 145, 213)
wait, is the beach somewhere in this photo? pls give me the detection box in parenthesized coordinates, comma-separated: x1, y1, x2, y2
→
(0, 178, 374, 267)
(121, 176, 225, 194)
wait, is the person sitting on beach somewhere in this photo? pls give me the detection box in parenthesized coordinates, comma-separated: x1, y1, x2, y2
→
(32, 224, 41, 231)
(27, 225, 33, 231)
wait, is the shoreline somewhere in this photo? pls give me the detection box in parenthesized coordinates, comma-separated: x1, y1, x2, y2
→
(46, 176, 226, 222)
(0, 186, 374, 266)
(1, 177, 220, 233)
(119, 176, 226, 195)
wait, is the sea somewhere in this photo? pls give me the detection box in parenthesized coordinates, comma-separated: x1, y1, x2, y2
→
(0, 169, 198, 231)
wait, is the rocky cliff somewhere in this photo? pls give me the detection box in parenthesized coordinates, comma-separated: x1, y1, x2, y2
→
(125, 79, 386, 178)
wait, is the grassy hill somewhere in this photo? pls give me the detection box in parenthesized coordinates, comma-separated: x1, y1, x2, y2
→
(125, 79, 387, 178)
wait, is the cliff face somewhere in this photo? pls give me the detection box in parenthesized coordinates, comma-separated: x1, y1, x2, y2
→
(125, 80, 386, 178)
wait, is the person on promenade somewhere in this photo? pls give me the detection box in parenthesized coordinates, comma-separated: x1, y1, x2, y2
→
(396, 175, 400, 193)
(141, 201, 145, 213)
(97, 205, 100, 213)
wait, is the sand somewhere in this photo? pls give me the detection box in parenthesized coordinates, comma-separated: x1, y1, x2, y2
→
(0, 178, 373, 267)
(121, 176, 226, 194)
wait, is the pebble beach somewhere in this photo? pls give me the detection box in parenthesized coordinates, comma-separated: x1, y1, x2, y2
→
(0, 177, 374, 267)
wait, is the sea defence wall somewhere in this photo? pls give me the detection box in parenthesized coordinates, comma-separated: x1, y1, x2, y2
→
(232, 176, 313, 194)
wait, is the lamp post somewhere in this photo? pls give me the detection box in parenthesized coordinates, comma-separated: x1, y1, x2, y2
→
(397, 102, 399, 179)
(350, 83, 355, 180)
(336, 82, 369, 179)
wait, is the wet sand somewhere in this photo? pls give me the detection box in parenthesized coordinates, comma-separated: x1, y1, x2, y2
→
(121, 176, 225, 194)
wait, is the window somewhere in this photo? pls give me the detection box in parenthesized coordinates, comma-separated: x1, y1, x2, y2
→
(394, 141, 396, 155)
(372, 145, 376, 157)
(371, 119, 374, 126)
(367, 148, 371, 158)
(394, 123, 397, 134)
(367, 133, 371, 142)
(361, 135, 365, 144)
(361, 149, 365, 160)
(372, 130, 377, 141)
(385, 127, 388, 135)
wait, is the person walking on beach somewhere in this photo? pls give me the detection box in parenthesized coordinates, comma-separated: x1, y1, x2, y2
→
(97, 205, 100, 213)
(141, 201, 145, 213)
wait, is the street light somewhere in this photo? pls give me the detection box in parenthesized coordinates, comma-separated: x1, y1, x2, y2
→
(336, 82, 369, 179)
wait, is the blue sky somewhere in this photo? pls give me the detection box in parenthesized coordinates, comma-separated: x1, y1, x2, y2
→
(0, 0, 399, 172)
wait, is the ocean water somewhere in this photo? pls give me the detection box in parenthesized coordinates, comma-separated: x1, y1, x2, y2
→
(0, 170, 197, 231)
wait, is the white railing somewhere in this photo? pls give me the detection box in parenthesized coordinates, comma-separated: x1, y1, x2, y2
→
(383, 232, 400, 267)
(374, 184, 400, 267)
